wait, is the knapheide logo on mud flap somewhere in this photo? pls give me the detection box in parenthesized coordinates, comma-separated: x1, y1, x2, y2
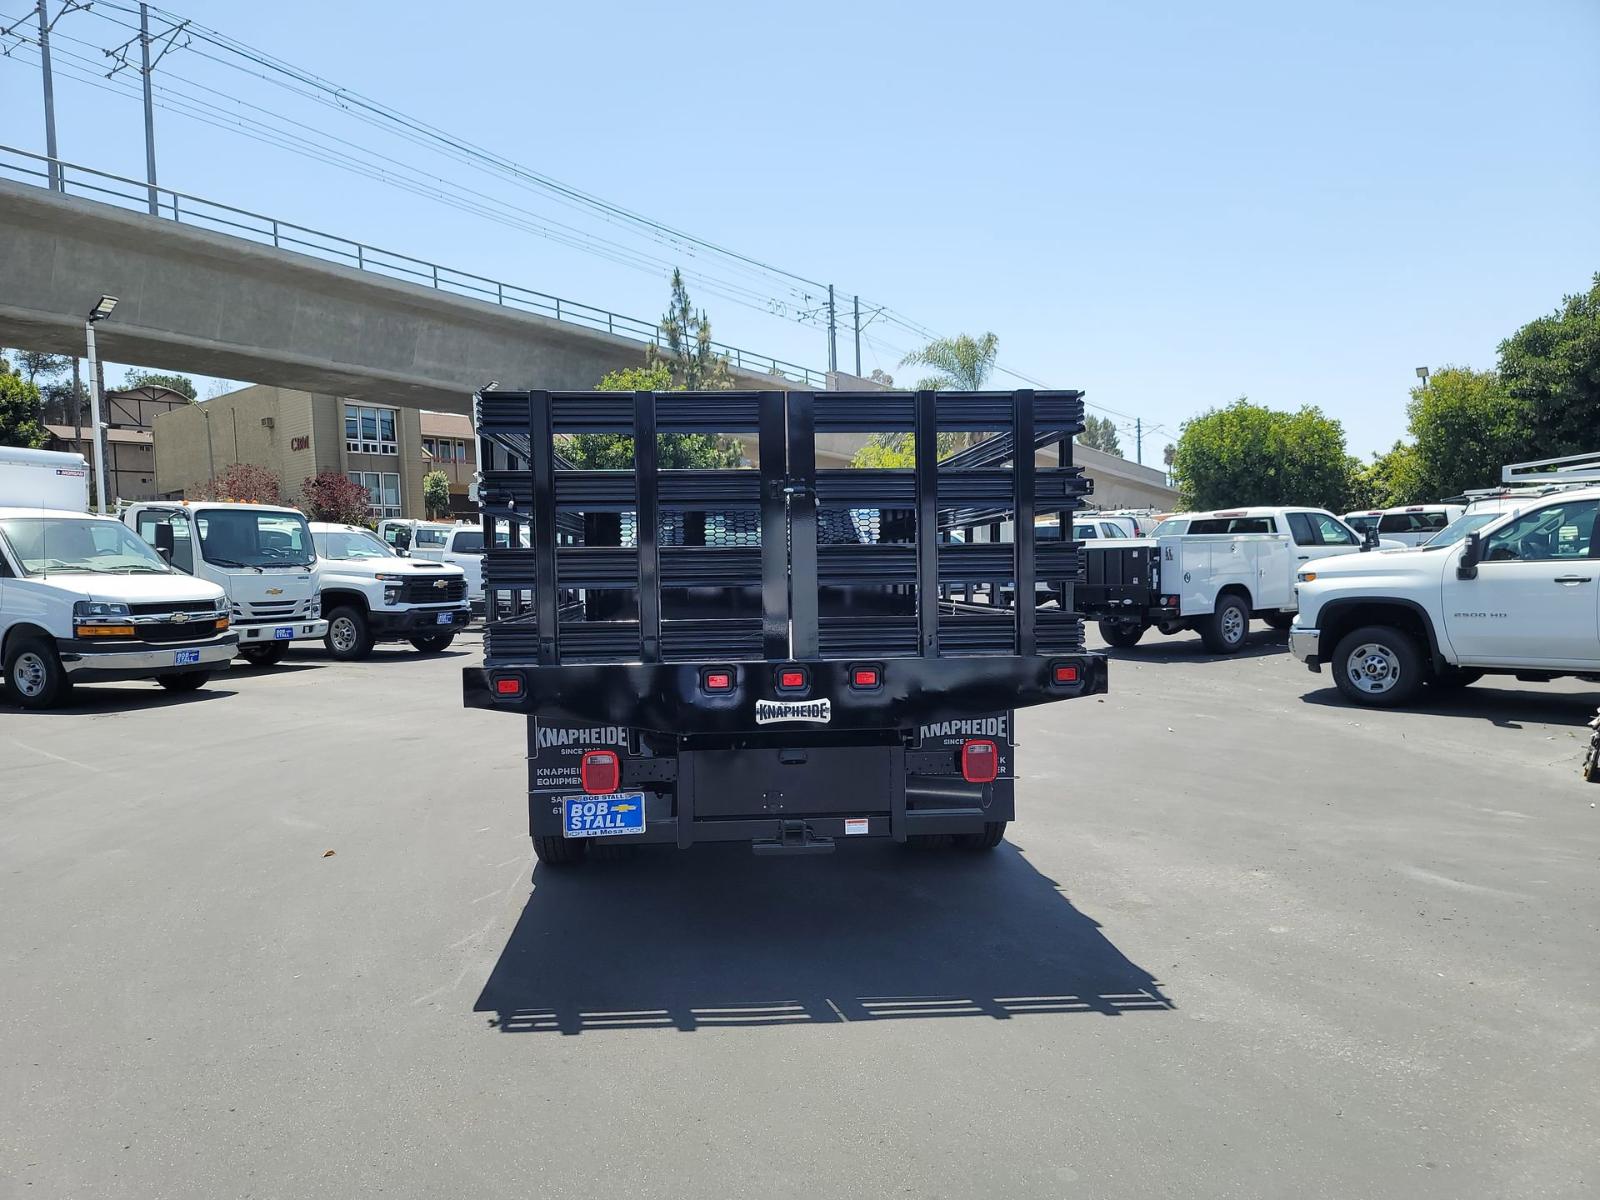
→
(755, 698, 832, 725)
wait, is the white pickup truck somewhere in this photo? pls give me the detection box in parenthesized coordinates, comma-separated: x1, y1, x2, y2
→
(1293, 460, 1600, 705)
(309, 522, 470, 658)
(1, 447, 235, 708)
(1080, 506, 1402, 653)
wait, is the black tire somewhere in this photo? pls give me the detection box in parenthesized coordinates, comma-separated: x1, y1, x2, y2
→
(1262, 611, 1295, 631)
(324, 606, 374, 661)
(1332, 624, 1425, 707)
(157, 672, 211, 693)
(409, 633, 455, 653)
(1199, 592, 1251, 654)
(532, 834, 587, 867)
(3, 636, 72, 709)
(1432, 666, 1483, 690)
(239, 643, 288, 667)
(1098, 619, 1148, 649)
(956, 821, 1007, 851)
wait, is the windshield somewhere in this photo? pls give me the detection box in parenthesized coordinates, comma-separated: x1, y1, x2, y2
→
(196, 509, 315, 568)
(0, 517, 173, 575)
(1420, 510, 1511, 549)
(1346, 514, 1380, 533)
(413, 527, 450, 548)
(1152, 519, 1188, 536)
(313, 529, 395, 560)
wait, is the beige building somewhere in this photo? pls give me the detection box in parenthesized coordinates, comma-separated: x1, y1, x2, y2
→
(154, 385, 429, 518)
(45, 384, 192, 503)
(419, 410, 478, 518)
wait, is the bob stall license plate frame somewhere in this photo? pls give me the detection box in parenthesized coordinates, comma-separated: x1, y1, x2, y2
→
(562, 793, 647, 838)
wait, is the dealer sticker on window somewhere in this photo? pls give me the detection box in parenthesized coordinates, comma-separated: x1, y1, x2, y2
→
(562, 793, 646, 838)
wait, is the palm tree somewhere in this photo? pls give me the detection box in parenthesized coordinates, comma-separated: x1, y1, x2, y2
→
(899, 332, 999, 391)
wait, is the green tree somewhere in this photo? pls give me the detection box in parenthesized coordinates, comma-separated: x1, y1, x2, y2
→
(15, 350, 69, 385)
(646, 269, 734, 390)
(564, 362, 741, 469)
(899, 332, 999, 391)
(1079, 415, 1124, 457)
(422, 469, 452, 519)
(0, 371, 49, 449)
(1349, 441, 1426, 509)
(121, 370, 198, 400)
(1497, 272, 1600, 456)
(1171, 398, 1353, 511)
(847, 431, 963, 468)
(1406, 366, 1533, 497)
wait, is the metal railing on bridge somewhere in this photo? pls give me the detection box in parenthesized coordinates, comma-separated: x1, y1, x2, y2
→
(0, 144, 828, 389)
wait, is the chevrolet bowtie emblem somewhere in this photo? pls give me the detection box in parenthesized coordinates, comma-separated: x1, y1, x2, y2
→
(266, 587, 284, 596)
(433, 579, 447, 589)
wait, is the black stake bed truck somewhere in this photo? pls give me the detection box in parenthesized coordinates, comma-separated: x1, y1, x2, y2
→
(463, 388, 1108, 864)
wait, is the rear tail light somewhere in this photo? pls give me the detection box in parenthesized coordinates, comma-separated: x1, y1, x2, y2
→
(961, 740, 999, 784)
(850, 664, 881, 690)
(492, 674, 523, 698)
(1052, 663, 1079, 685)
(701, 667, 734, 693)
(775, 666, 808, 692)
(580, 750, 621, 795)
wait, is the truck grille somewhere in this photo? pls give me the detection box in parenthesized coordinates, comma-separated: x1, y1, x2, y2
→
(232, 599, 304, 620)
(139, 621, 224, 644)
(400, 576, 466, 604)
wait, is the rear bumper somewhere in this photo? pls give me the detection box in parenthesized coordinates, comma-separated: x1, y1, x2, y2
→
(1289, 626, 1322, 671)
(58, 635, 238, 681)
(237, 620, 328, 644)
(369, 605, 472, 636)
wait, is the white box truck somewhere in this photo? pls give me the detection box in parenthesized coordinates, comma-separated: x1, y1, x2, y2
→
(1, 447, 235, 708)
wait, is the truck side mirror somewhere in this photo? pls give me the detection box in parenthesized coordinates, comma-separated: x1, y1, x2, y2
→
(1360, 526, 1380, 552)
(1457, 532, 1481, 580)
(152, 523, 175, 556)
(155, 545, 172, 564)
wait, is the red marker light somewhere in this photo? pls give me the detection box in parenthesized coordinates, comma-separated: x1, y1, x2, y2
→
(494, 675, 522, 697)
(704, 671, 732, 692)
(851, 667, 880, 689)
(580, 749, 621, 795)
(1053, 664, 1079, 684)
(777, 668, 807, 690)
(961, 740, 999, 784)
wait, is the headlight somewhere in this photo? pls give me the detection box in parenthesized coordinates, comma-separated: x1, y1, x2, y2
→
(1298, 571, 1316, 583)
(73, 600, 131, 620)
(213, 597, 229, 615)
(384, 585, 401, 606)
(308, 596, 322, 619)
(374, 573, 407, 582)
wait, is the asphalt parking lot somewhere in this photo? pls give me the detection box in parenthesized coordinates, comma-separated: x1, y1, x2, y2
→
(3, 628, 1597, 1199)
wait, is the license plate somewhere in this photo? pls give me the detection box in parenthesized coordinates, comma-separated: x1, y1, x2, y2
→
(562, 793, 646, 838)
(436, 612, 454, 625)
(272, 626, 294, 640)
(174, 649, 201, 666)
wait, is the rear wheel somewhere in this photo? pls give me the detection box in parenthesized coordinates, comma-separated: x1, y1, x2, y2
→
(956, 821, 1007, 851)
(4, 637, 72, 709)
(409, 633, 455, 653)
(532, 834, 587, 867)
(1199, 593, 1251, 654)
(325, 606, 373, 661)
(157, 672, 211, 693)
(1097, 619, 1148, 649)
(239, 643, 288, 667)
(1332, 624, 1425, 707)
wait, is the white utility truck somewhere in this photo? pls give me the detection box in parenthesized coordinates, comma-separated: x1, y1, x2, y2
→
(1294, 454, 1600, 706)
(308, 522, 470, 658)
(123, 500, 327, 667)
(1, 447, 234, 708)
(1079, 506, 1404, 653)
(1343, 504, 1466, 547)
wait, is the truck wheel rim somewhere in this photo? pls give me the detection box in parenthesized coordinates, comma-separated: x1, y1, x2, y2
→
(13, 652, 48, 697)
(1347, 643, 1400, 693)
(1222, 606, 1245, 644)
(330, 618, 357, 652)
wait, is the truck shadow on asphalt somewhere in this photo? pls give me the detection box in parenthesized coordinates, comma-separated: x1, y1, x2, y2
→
(474, 843, 1174, 1035)
(1096, 629, 1288, 665)
(0, 685, 238, 715)
(1299, 684, 1598, 730)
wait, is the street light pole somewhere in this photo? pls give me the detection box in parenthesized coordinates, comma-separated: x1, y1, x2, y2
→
(1415, 365, 1430, 391)
(84, 295, 118, 514)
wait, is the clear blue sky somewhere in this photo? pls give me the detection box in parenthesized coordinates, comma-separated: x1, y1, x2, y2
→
(3, 0, 1597, 458)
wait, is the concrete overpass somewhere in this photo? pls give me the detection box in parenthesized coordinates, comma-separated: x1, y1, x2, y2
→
(0, 176, 815, 415)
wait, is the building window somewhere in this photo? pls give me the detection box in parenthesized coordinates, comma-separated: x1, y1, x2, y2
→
(422, 438, 436, 457)
(348, 470, 403, 519)
(345, 403, 399, 456)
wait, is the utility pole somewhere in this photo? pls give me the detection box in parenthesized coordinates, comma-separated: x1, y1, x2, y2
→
(853, 294, 861, 377)
(826, 284, 837, 373)
(139, 2, 158, 214)
(1135, 417, 1143, 465)
(36, 1, 60, 190)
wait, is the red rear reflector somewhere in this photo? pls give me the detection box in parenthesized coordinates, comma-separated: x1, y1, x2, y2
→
(704, 671, 732, 692)
(494, 676, 522, 696)
(580, 750, 620, 795)
(852, 667, 880, 688)
(1054, 664, 1079, 684)
(961, 740, 999, 784)
(778, 668, 806, 689)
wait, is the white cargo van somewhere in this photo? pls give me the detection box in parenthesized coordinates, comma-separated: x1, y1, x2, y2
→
(1, 447, 234, 708)
(123, 501, 328, 667)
